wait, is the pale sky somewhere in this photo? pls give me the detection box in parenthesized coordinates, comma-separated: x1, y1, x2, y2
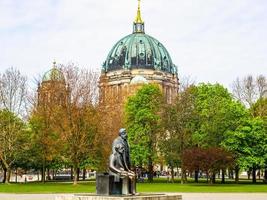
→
(0, 0, 266, 88)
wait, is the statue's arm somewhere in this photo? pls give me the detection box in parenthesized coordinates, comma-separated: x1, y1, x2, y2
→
(109, 155, 120, 174)
(109, 155, 128, 176)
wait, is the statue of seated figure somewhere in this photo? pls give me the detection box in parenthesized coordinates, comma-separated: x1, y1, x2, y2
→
(109, 128, 136, 195)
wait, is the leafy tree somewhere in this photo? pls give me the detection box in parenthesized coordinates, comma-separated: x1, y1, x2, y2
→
(58, 104, 99, 185)
(250, 98, 267, 182)
(0, 109, 28, 183)
(193, 83, 247, 148)
(125, 84, 163, 182)
(251, 98, 267, 119)
(160, 86, 198, 183)
(61, 65, 100, 184)
(28, 108, 62, 183)
(182, 147, 234, 184)
(192, 83, 248, 183)
(28, 63, 101, 185)
(223, 118, 267, 183)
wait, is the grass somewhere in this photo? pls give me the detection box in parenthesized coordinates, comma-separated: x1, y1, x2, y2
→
(0, 181, 96, 194)
(0, 179, 266, 193)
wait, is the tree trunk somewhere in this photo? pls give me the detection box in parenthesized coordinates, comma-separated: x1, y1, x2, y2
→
(181, 168, 186, 184)
(73, 165, 78, 185)
(252, 166, 257, 183)
(229, 169, 234, 179)
(206, 171, 209, 183)
(47, 168, 50, 180)
(71, 167, 73, 180)
(15, 168, 18, 183)
(2, 168, 7, 183)
(264, 168, 267, 183)
(211, 173, 216, 184)
(194, 170, 199, 183)
(6, 168, 11, 183)
(221, 169, 225, 184)
(77, 168, 80, 181)
(42, 160, 45, 183)
(147, 157, 153, 182)
(52, 170, 55, 180)
(82, 169, 86, 181)
(235, 166, 242, 183)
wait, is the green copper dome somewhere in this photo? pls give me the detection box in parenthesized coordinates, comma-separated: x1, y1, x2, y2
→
(102, 1, 177, 75)
(103, 33, 177, 75)
(42, 62, 65, 82)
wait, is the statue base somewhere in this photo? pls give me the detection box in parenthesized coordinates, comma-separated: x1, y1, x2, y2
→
(55, 193, 182, 200)
(96, 173, 135, 195)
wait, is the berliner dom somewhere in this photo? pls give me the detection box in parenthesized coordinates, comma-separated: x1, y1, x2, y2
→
(99, 0, 179, 138)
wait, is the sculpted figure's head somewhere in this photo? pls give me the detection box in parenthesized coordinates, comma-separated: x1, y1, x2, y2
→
(114, 143, 125, 154)
(119, 128, 127, 140)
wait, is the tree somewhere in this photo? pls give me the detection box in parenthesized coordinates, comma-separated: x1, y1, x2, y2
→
(28, 109, 62, 183)
(182, 147, 234, 184)
(250, 98, 267, 182)
(58, 64, 100, 185)
(0, 67, 28, 118)
(0, 109, 27, 183)
(160, 86, 198, 183)
(59, 104, 99, 185)
(223, 118, 267, 183)
(251, 98, 267, 118)
(28, 63, 100, 184)
(192, 83, 248, 183)
(29, 67, 67, 183)
(193, 83, 247, 147)
(232, 75, 267, 107)
(125, 84, 163, 182)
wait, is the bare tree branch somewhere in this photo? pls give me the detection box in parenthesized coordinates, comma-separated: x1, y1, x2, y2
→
(0, 67, 28, 118)
(232, 74, 267, 107)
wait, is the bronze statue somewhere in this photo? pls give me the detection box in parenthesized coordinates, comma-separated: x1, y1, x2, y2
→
(109, 128, 136, 195)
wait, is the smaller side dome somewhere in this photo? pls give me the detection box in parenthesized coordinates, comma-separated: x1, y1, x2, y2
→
(42, 62, 65, 82)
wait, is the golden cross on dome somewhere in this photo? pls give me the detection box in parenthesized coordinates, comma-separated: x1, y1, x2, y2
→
(135, 0, 143, 24)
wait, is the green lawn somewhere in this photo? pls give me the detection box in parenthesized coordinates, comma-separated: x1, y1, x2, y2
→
(0, 179, 266, 193)
(0, 182, 95, 194)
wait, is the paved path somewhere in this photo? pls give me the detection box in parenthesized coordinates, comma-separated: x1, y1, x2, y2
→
(180, 193, 267, 200)
(0, 193, 267, 200)
(0, 193, 58, 200)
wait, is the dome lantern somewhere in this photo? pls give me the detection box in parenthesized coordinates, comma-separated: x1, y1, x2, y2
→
(133, 0, 145, 33)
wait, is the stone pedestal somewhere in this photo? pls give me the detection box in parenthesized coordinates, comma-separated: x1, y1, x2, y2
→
(96, 173, 136, 195)
(96, 174, 114, 195)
